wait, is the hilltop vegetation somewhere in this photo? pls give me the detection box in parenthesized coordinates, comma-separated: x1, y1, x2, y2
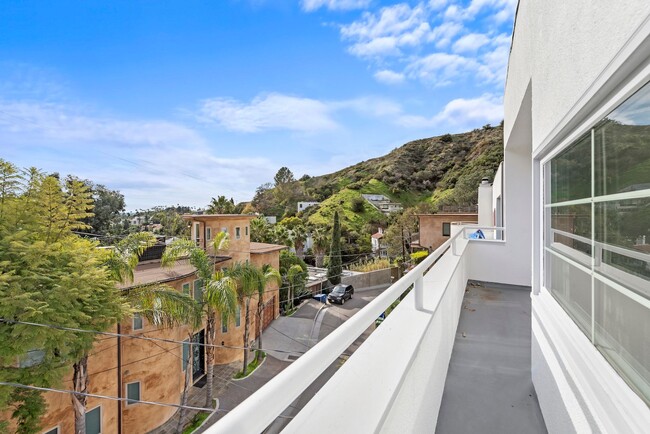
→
(253, 124, 503, 223)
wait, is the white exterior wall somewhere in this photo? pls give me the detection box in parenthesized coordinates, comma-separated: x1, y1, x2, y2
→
(477, 181, 493, 226)
(506, 1, 650, 432)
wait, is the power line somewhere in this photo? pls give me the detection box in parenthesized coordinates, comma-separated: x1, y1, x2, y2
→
(0, 382, 220, 413)
(0, 318, 319, 356)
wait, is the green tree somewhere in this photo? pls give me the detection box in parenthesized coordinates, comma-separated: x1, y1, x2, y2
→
(250, 216, 272, 243)
(253, 264, 281, 361)
(273, 167, 295, 186)
(327, 211, 342, 285)
(207, 195, 236, 214)
(0, 162, 126, 434)
(310, 225, 329, 268)
(85, 183, 126, 235)
(128, 286, 202, 434)
(161, 232, 237, 407)
(286, 264, 305, 312)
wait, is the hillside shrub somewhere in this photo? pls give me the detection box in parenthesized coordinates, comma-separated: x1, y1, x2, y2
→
(410, 250, 429, 265)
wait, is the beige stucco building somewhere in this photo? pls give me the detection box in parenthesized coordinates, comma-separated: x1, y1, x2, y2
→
(14, 215, 285, 434)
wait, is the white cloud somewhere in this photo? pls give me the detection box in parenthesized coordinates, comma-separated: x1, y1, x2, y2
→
(333, 96, 403, 117)
(406, 52, 478, 85)
(301, 0, 371, 12)
(374, 69, 406, 84)
(397, 93, 503, 128)
(0, 100, 205, 147)
(341, 3, 431, 58)
(196, 93, 339, 133)
(452, 32, 490, 53)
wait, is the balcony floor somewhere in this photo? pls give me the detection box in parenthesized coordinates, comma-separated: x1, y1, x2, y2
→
(436, 281, 547, 434)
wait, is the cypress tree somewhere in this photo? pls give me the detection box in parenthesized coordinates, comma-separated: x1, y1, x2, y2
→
(327, 211, 342, 285)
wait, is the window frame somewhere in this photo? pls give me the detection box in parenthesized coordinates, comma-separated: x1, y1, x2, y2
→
(182, 282, 190, 296)
(125, 381, 141, 406)
(442, 222, 451, 237)
(132, 313, 143, 331)
(42, 426, 60, 434)
(206, 227, 212, 241)
(182, 339, 190, 372)
(235, 227, 241, 239)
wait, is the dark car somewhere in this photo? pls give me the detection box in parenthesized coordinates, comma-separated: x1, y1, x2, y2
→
(327, 284, 354, 304)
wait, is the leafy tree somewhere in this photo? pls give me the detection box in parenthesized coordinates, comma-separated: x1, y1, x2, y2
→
(273, 167, 295, 186)
(161, 232, 237, 407)
(207, 195, 236, 214)
(279, 251, 308, 309)
(327, 211, 342, 285)
(273, 225, 292, 247)
(286, 265, 305, 311)
(0, 161, 126, 434)
(86, 184, 126, 235)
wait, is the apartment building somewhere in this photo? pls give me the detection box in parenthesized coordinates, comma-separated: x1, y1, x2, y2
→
(23, 215, 285, 434)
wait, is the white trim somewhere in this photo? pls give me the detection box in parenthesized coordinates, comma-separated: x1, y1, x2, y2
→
(533, 289, 650, 433)
(125, 380, 142, 406)
(545, 188, 650, 208)
(132, 313, 143, 331)
(42, 426, 60, 434)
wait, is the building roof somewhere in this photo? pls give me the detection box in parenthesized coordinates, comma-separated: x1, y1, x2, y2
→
(117, 256, 230, 290)
(250, 242, 288, 254)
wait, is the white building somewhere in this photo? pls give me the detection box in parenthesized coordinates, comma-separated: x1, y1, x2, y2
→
(297, 201, 319, 213)
(208, 2, 650, 433)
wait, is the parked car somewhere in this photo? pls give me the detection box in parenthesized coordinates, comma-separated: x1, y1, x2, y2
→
(327, 284, 354, 304)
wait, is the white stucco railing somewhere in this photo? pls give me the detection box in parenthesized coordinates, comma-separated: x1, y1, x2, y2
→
(206, 229, 474, 433)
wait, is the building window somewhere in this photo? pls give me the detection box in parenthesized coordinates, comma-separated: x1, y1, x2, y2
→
(43, 427, 59, 434)
(19, 349, 45, 368)
(206, 227, 212, 241)
(182, 283, 190, 296)
(85, 406, 101, 434)
(194, 223, 200, 243)
(442, 222, 451, 237)
(245, 226, 249, 236)
(221, 313, 228, 333)
(235, 305, 241, 327)
(235, 227, 241, 239)
(182, 339, 190, 371)
(221, 227, 228, 234)
(543, 79, 650, 405)
(132, 313, 143, 331)
(193, 279, 203, 301)
(126, 382, 141, 405)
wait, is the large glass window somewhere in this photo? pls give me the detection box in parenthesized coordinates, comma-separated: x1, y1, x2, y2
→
(544, 80, 650, 405)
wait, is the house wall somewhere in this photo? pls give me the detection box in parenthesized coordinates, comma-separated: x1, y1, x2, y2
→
(506, 1, 650, 431)
(418, 214, 478, 251)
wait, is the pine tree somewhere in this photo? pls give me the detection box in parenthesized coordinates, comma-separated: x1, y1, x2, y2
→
(0, 160, 126, 434)
(327, 211, 342, 285)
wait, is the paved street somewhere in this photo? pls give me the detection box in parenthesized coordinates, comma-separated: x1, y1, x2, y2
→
(197, 284, 389, 433)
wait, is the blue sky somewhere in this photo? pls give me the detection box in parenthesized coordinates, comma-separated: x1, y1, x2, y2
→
(0, 0, 515, 210)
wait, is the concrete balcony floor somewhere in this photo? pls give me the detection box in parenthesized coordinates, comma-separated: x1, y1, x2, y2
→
(436, 282, 547, 434)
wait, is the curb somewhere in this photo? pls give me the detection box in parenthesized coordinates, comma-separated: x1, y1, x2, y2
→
(230, 353, 267, 381)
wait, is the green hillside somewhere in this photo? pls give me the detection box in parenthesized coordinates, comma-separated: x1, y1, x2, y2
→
(253, 124, 504, 229)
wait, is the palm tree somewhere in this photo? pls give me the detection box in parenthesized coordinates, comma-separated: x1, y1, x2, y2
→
(70, 232, 157, 434)
(311, 225, 329, 267)
(128, 286, 203, 433)
(286, 264, 305, 312)
(161, 232, 237, 407)
(252, 264, 281, 362)
(227, 263, 258, 374)
(290, 224, 307, 259)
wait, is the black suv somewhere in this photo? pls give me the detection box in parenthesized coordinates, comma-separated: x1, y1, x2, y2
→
(327, 284, 354, 304)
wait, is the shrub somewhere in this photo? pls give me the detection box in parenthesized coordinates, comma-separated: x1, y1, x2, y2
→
(410, 250, 429, 265)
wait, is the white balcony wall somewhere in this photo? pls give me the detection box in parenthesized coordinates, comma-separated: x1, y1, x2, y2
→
(283, 238, 471, 433)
